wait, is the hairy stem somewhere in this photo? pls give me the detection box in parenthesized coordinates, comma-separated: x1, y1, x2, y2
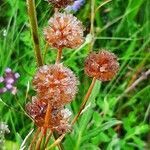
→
(27, 0, 43, 67)
(71, 77, 97, 125)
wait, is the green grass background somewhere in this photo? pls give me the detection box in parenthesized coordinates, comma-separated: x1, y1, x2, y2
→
(0, 0, 150, 149)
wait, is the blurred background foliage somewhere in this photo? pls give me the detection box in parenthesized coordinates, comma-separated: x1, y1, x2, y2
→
(0, 0, 150, 149)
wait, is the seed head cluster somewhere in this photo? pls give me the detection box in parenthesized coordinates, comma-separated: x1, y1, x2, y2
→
(84, 50, 119, 81)
(48, 0, 73, 8)
(26, 97, 72, 133)
(26, 64, 78, 133)
(44, 13, 84, 49)
(33, 64, 79, 106)
(26, 0, 120, 137)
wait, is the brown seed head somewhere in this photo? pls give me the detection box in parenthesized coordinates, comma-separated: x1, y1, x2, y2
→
(44, 13, 84, 49)
(84, 50, 119, 81)
(25, 97, 47, 127)
(26, 97, 71, 133)
(33, 64, 79, 106)
(48, 0, 73, 8)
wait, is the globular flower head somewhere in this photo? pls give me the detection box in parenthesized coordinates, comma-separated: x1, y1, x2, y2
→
(33, 64, 79, 106)
(84, 50, 119, 81)
(26, 97, 71, 133)
(25, 97, 47, 127)
(44, 13, 84, 49)
(48, 0, 73, 8)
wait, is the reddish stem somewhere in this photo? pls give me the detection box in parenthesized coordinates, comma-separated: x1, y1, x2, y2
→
(56, 48, 62, 64)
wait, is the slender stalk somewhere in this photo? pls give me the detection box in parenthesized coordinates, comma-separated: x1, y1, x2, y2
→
(35, 128, 44, 150)
(53, 132, 64, 150)
(27, 0, 43, 66)
(56, 48, 63, 64)
(46, 134, 65, 150)
(71, 77, 97, 125)
(44, 103, 64, 150)
(29, 128, 41, 150)
(89, 0, 95, 51)
(43, 43, 49, 63)
(44, 130, 52, 149)
(95, 0, 112, 13)
(44, 103, 51, 128)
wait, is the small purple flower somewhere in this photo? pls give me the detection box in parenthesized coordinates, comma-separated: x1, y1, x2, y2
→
(65, 0, 85, 12)
(0, 68, 20, 95)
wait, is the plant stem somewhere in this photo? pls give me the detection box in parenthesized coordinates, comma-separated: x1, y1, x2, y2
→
(44, 129, 52, 149)
(44, 103, 64, 150)
(29, 128, 41, 150)
(56, 48, 62, 64)
(46, 134, 65, 150)
(44, 103, 51, 128)
(27, 0, 43, 67)
(71, 77, 97, 125)
(89, 0, 95, 51)
(35, 128, 44, 150)
(53, 132, 64, 150)
(43, 43, 49, 63)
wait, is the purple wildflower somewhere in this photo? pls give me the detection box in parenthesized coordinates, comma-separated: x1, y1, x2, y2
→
(65, 0, 85, 12)
(0, 68, 20, 95)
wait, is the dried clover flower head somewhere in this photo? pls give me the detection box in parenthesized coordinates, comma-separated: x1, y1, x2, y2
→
(25, 97, 47, 127)
(44, 13, 84, 49)
(33, 64, 79, 106)
(53, 108, 72, 134)
(26, 97, 71, 133)
(48, 0, 73, 8)
(84, 50, 119, 81)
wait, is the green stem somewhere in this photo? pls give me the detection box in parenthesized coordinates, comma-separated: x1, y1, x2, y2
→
(46, 77, 97, 149)
(27, 0, 43, 67)
(71, 77, 97, 125)
(89, 0, 95, 51)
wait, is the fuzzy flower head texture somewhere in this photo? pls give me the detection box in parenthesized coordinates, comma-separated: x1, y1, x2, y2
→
(84, 50, 119, 81)
(25, 97, 47, 127)
(32, 64, 79, 106)
(48, 0, 74, 8)
(44, 13, 84, 49)
(26, 97, 72, 133)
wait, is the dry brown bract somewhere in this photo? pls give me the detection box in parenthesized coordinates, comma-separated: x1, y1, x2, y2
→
(84, 50, 119, 81)
(48, 0, 73, 8)
(32, 64, 79, 106)
(44, 13, 84, 49)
